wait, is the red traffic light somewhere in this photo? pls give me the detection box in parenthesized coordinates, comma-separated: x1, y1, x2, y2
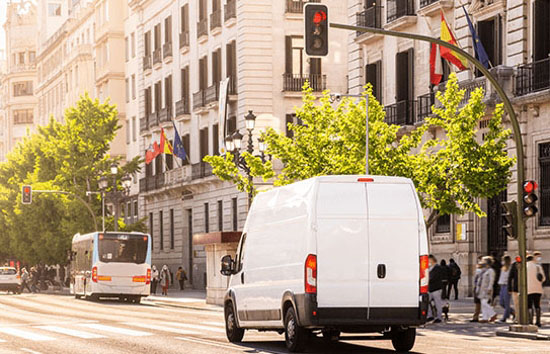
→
(523, 180, 538, 193)
(23, 186, 30, 194)
(515, 256, 521, 263)
(313, 10, 327, 24)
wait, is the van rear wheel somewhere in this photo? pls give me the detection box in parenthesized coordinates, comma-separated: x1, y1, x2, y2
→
(284, 307, 308, 352)
(391, 327, 416, 352)
(225, 303, 244, 343)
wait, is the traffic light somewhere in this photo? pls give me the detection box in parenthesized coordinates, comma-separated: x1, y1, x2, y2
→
(501, 200, 518, 239)
(304, 4, 328, 56)
(21, 185, 32, 204)
(522, 180, 538, 218)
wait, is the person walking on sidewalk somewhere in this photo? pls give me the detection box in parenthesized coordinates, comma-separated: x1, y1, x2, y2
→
(427, 255, 445, 323)
(176, 267, 188, 291)
(151, 265, 159, 295)
(439, 259, 450, 300)
(490, 252, 501, 306)
(508, 256, 521, 323)
(448, 258, 461, 300)
(478, 257, 497, 323)
(160, 265, 170, 296)
(498, 255, 514, 323)
(471, 257, 484, 322)
(527, 252, 546, 327)
(20, 267, 32, 293)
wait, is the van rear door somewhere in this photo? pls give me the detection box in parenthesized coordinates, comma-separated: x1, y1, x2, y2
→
(366, 182, 419, 312)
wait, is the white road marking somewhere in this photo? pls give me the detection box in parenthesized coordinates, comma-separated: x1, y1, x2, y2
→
(36, 325, 105, 339)
(0, 338, 5, 342)
(176, 337, 287, 354)
(0, 327, 54, 341)
(202, 321, 225, 328)
(19, 349, 43, 354)
(163, 321, 226, 333)
(123, 322, 199, 335)
(78, 323, 152, 337)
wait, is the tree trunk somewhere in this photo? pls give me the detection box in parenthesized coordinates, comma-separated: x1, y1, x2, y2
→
(425, 209, 439, 229)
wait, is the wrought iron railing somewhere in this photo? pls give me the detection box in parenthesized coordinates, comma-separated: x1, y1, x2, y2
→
(159, 106, 172, 123)
(285, 0, 320, 13)
(356, 6, 382, 37)
(420, 0, 439, 8)
(197, 19, 208, 38)
(163, 42, 172, 59)
(143, 56, 152, 71)
(387, 0, 415, 23)
(384, 100, 417, 125)
(205, 84, 219, 104)
(148, 111, 159, 128)
(191, 162, 213, 180)
(193, 90, 205, 110)
(153, 48, 162, 65)
(224, 0, 236, 21)
(179, 31, 189, 49)
(210, 9, 222, 30)
(417, 92, 435, 122)
(516, 57, 550, 96)
(175, 99, 190, 116)
(283, 73, 326, 92)
(140, 117, 148, 132)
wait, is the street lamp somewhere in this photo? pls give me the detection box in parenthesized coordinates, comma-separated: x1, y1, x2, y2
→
(99, 163, 132, 231)
(245, 110, 256, 131)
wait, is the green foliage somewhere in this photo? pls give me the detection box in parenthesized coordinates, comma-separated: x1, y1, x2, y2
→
(205, 74, 513, 226)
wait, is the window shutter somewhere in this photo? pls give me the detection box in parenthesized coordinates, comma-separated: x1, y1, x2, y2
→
(285, 36, 292, 74)
(375, 60, 382, 103)
(407, 48, 414, 101)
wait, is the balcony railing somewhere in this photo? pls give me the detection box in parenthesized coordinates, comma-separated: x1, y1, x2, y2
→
(140, 174, 166, 192)
(285, 0, 320, 13)
(384, 100, 417, 125)
(191, 162, 213, 180)
(159, 106, 172, 123)
(420, 0, 439, 7)
(153, 48, 162, 65)
(458, 77, 487, 106)
(205, 84, 219, 104)
(163, 42, 172, 59)
(165, 165, 192, 186)
(516, 57, 550, 96)
(175, 98, 190, 116)
(143, 56, 152, 71)
(139, 177, 147, 193)
(140, 117, 149, 132)
(387, 0, 415, 23)
(179, 31, 189, 49)
(148, 111, 159, 128)
(224, 0, 236, 21)
(356, 6, 382, 36)
(197, 18, 208, 38)
(210, 9, 222, 31)
(283, 73, 326, 92)
(193, 90, 205, 110)
(417, 92, 435, 122)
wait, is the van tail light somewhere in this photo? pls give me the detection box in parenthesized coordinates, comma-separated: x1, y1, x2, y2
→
(92, 266, 98, 283)
(305, 254, 317, 294)
(146, 268, 151, 285)
(419, 255, 429, 294)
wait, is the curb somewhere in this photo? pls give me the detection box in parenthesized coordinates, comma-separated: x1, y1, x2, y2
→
(142, 299, 223, 313)
(496, 330, 550, 341)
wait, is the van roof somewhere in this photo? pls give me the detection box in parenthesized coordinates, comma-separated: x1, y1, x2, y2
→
(310, 175, 412, 184)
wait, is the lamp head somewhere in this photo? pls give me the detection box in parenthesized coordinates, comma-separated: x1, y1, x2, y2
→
(232, 131, 243, 150)
(245, 110, 256, 131)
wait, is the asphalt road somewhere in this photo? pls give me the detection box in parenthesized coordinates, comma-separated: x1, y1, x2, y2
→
(0, 292, 547, 354)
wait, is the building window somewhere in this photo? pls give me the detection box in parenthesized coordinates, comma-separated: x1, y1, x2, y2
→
(212, 48, 221, 85)
(165, 16, 172, 43)
(200, 127, 209, 159)
(132, 74, 136, 100)
(170, 209, 175, 250)
(165, 75, 173, 110)
(539, 143, 550, 226)
(125, 37, 129, 61)
(133, 116, 137, 142)
(212, 124, 219, 156)
(134, 200, 138, 218)
(126, 119, 130, 144)
(227, 116, 236, 136)
(29, 51, 36, 63)
(181, 66, 190, 104)
(131, 32, 136, 58)
(435, 214, 451, 234)
(154, 23, 161, 51)
(232, 197, 238, 231)
(166, 140, 174, 170)
(218, 200, 223, 231)
(13, 109, 34, 124)
(19, 52, 25, 65)
(182, 134, 190, 165)
(204, 203, 210, 233)
(48, 3, 61, 16)
(159, 210, 164, 250)
(144, 31, 151, 56)
(476, 16, 502, 77)
(199, 56, 208, 90)
(125, 78, 129, 103)
(13, 81, 33, 96)
(365, 61, 382, 103)
(149, 212, 154, 250)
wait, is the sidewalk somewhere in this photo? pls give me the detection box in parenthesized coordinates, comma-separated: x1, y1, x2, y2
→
(143, 289, 223, 312)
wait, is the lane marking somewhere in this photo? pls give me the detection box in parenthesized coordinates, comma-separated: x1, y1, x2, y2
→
(78, 323, 152, 337)
(36, 325, 105, 339)
(122, 322, 199, 335)
(0, 320, 99, 329)
(176, 337, 287, 354)
(163, 322, 226, 333)
(0, 338, 5, 342)
(0, 327, 54, 341)
(202, 321, 225, 328)
(19, 349, 43, 354)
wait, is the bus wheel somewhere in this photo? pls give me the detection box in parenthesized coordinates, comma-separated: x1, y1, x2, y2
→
(86, 294, 98, 301)
(133, 296, 141, 304)
(75, 294, 82, 299)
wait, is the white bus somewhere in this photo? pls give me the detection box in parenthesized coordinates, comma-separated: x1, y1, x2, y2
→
(70, 231, 151, 303)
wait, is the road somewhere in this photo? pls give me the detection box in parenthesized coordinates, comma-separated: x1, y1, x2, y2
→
(0, 293, 547, 354)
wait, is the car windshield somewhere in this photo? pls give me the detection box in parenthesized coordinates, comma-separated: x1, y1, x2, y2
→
(0, 268, 16, 275)
(98, 234, 148, 264)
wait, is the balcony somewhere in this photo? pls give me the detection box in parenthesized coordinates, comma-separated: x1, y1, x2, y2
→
(158, 106, 172, 123)
(417, 0, 453, 16)
(148, 111, 159, 128)
(416, 92, 435, 122)
(153, 48, 162, 66)
(516, 57, 550, 96)
(285, 0, 320, 13)
(205, 84, 219, 104)
(386, 0, 415, 23)
(384, 100, 418, 125)
(191, 162, 213, 180)
(283, 73, 326, 92)
(165, 165, 192, 186)
(197, 19, 208, 39)
(224, 0, 236, 22)
(175, 99, 190, 116)
(193, 90, 205, 110)
(356, 6, 382, 31)
(140, 117, 149, 132)
(163, 42, 172, 60)
(143, 56, 152, 71)
(179, 31, 190, 50)
(210, 9, 222, 31)
(140, 174, 166, 192)
(420, 0, 439, 7)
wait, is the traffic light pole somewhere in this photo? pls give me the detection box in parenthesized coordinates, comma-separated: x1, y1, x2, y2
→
(330, 23, 530, 327)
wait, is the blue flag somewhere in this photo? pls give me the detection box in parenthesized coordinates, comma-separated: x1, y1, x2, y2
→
(463, 6, 490, 69)
(172, 122, 187, 161)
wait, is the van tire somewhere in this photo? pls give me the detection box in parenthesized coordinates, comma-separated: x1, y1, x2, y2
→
(391, 327, 416, 352)
(225, 303, 244, 343)
(284, 307, 308, 352)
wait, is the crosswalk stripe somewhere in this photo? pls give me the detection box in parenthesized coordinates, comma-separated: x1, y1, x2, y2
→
(0, 327, 55, 341)
(36, 325, 105, 339)
(202, 321, 225, 328)
(123, 322, 199, 335)
(0, 338, 5, 342)
(164, 322, 226, 333)
(78, 323, 152, 337)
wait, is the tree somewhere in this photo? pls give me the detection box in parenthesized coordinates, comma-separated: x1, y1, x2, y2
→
(205, 73, 514, 228)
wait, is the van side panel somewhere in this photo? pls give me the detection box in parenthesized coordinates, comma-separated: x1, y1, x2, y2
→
(316, 183, 369, 308)
(367, 183, 419, 308)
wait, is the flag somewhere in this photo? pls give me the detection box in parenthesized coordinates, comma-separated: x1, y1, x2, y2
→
(145, 145, 155, 165)
(462, 6, 490, 69)
(440, 11, 468, 71)
(172, 122, 187, 161)
(430, 43, 443, 85)
(160, 128, 173, 155)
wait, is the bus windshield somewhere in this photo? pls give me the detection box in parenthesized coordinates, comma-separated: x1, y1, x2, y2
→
(98, 234, 148, 264)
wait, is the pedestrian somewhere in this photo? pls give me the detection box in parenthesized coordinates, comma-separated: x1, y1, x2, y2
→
(427, 255, 444, 323)
(497, 255, 514, 323)
(448, 258, 461, 300)
(490, 252, 501, 305)
(478, 257, 497, 323)
(176, 266, 188, 291)
(527, 252, 545, 327)
(507, 256, 521, 324)
(471, 256, 484, 322)
(150, 265, 159, 295)
(160, 265, 170, 296)
(439, 259, 450, 300)
(30, 266, 39, 293)
(20, 267, 32, 293)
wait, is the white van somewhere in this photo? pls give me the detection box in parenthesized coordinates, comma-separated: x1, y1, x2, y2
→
(220, 175, 429, 352)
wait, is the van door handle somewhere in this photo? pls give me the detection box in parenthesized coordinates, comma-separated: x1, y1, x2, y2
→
(377, 264, 386, 279)
(241, 272, 244, 284)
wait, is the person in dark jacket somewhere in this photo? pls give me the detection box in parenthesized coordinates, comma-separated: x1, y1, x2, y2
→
(448, 258, 462, 300)
(428, 255, 445, 323)
(490, 252, 501, 304)
(439, 260, 450, 300)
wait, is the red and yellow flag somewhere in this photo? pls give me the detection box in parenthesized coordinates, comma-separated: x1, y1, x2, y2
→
(160, 128, 173, 155)
(440, 11, 468, 71)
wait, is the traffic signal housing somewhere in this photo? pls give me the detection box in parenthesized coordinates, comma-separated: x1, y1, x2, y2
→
(523, 180, 538, 218)
(501, 200, 518, 240)
(304, 4, 328, 56)
(21, 185, 32, 204)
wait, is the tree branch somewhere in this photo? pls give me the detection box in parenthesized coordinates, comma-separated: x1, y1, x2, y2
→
(426, 209, 439, 229)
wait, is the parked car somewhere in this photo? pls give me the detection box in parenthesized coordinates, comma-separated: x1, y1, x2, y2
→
(0, 267, 21, 294)
(220, 175, 429, 352)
